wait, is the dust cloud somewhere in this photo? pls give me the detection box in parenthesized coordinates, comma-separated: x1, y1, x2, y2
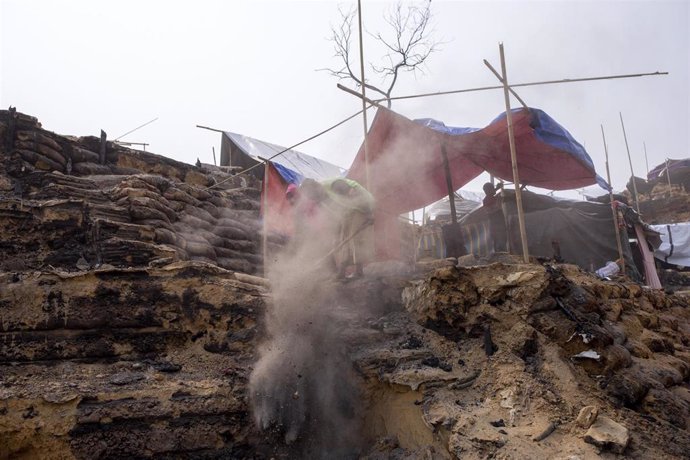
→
(249, 197, 362, 458)
(249, 113, 437, 457)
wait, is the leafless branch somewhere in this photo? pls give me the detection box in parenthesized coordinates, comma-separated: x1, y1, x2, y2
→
(318, 1, 442, 108)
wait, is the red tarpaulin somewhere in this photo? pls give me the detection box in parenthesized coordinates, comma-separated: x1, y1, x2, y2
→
(347, 107, 601, 215)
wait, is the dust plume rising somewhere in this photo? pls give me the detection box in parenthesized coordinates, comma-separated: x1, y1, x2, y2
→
(249, 204, 362, 458)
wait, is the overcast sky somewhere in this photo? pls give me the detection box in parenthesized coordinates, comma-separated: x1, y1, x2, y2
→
(1, 0, 688, 198)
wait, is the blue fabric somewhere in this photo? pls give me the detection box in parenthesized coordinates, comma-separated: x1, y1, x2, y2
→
(415, 108, 610, 190)
(272, 162, 303, 185)
(492, 108, 610, 190)
(415, 118, 481, 136)
(224, 131, 345, 181)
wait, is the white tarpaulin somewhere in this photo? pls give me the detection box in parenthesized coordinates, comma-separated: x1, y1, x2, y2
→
(651, 222, 690, 267)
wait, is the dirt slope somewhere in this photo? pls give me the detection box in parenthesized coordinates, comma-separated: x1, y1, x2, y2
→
(2, 110, 689, 459)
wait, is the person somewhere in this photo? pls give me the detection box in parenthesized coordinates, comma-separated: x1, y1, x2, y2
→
(482, 182, 506, 252)
(299, 178, 375, 278)
(326, 178, 375, 278)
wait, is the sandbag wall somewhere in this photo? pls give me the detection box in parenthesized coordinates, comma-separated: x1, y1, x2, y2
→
(0, 108, 264, 275)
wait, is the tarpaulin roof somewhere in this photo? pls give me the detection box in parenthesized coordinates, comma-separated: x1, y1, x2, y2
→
(223, 131, 345, 183)
(347, 107, 607, 214)
(648, 158, 690, 181)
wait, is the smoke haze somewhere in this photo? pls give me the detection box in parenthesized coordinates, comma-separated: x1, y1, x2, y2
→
(249, 201, 363, 458)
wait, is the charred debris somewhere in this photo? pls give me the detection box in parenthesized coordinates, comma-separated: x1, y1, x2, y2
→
(1, 109, 689, 459)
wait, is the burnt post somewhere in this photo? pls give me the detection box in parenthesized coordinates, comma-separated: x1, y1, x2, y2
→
(5, 107, 17, 154)
(99, 130, 107, 165)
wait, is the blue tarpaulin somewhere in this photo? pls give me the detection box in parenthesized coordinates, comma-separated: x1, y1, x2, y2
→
(223, 131, 345, 183)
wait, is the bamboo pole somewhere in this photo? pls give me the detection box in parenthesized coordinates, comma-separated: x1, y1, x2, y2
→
(357, 0, 371, 191)
(643, 141, 649, 177)
(261, 160, 270, 276)
(379, 71, 668, 104)
(619, 112, 640, 213)
(483, 59, 529, 109)
(212, 147, 217, 166)
(498, 43, 530, 263)
(337, 83, 381, 107)
(601, 125, 625, 273)
(666, 158, 672, 188)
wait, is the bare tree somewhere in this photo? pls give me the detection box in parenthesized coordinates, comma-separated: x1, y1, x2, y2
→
(321, 1, 440, 108)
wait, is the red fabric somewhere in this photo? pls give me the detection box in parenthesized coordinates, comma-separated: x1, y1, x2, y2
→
(347, 108, 483, 215)
(260, 162, 294, 236)
(347, 108, 596, 215)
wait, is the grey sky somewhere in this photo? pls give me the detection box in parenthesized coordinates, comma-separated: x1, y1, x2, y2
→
(1, 0, 688, 197)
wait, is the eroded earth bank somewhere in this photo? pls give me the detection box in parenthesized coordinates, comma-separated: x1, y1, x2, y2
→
(1, 111, 689, 459)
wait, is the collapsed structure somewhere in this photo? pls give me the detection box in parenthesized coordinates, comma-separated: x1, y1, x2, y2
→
(1, 110, 689, 458)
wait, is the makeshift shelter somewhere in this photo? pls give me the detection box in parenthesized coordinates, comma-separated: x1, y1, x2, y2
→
(457, 190, 662, 287)
(346, 107, 607, 259)
(220, 131, 345, 235)
(648, 158, 690, 182)
(220, 131, 345, 182)
(460, 190, 632, 267)
(646, 158, 690, 192)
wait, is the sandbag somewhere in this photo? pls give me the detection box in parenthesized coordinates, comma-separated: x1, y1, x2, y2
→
(163, 188, 201, 207)
(16, 130, 63, 151)
(177, 182, 212, 201)
(184, 204, 217, 225)
(215, 246, 261, 264)
(17, 149, 63, 172)
(200, 201, 220, 219)
(194, 228, 226, 248)
(177, 214, 213, 232)
(184, 241, 217, 260)
(15, 140, 66, 166)
(215, 217, 254, 234)
(118, 196, 177, 223)
(134, 218, 175, 232)
(154, 227, 185, 246)
(129, 205, 171, 224)
(72, 161, 112, 175)
(69, 146, 100, 163)
(221, 238, 257, 253)
(217, 257, 254, 274)
(214, 225, 252, 241)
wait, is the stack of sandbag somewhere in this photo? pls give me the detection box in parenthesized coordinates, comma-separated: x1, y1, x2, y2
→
(1, 109, 254, 192)
(1, 109, 265, 275)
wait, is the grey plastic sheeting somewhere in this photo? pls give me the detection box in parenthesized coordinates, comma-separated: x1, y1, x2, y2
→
(224, 131, 345, 181)
(651, 223, 690, 267)
(460, 191, 636, 272)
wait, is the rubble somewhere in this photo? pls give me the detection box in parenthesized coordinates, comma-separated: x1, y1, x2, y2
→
(583, 416, 629, 454)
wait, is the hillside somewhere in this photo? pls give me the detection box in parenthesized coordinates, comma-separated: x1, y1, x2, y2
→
(1, 110, 689, 459)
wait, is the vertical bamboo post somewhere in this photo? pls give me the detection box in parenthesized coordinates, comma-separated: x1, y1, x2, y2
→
(619, 112, 640, 213)
(643, 141, 649, 177)
(499, 43, 529, 263)
(357, 0, 371, 191)
(666, 158, 672, 188)
(212, 147, 217, 166)
(262, 160, 270, 276)
(601, 125, 625, 273)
